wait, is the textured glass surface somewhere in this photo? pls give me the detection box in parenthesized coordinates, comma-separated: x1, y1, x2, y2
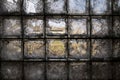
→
(1, 40, 22, 60)
(68, 0, 87, 14)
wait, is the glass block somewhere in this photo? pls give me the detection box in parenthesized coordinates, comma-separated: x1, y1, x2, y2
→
(68, 0, 88, 15)
(1, 62, 22, 80)
(47, 62, 67, 80)
(113, 16, 120, 37)
(0, 0, 21, 14)
(91, 17, 110, 37)
(24, 62, 45, 80)
(1, 40, 22, 60)
(91, 39, 112, 60)
(90, 0, 111, 15)
(46, 17, 67, 36)
(113, 0, 120, 15)
(2, 17, 21, 38)
(92, 62, 112, 79)
(23, 0, 43, 14)
(47, 39, 67, 59)
(24, 17, 44, 38)
(68, 18, 87, 36)
(69, 62, 89, 80)
(24, 40, 45, 59)
(113, 62, 120, 79)
(69, 39, 89, 59)
(113, 39, 120, 58)
(45, 0, 66, 14)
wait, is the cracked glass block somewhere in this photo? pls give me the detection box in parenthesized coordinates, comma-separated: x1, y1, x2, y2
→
(24, 18, 44, 38)
(24, 40, 45, 59)
(47, 62, 67, 80)
(69, 39, 88, 59)
(45, 0, 66, 14)
(0, 0, 21, 14)
(90, 0, 111, 15)
(91, 39, 112, 60)
(113, 40, 120, 58)
(113, 62, 120, 79)
(69, 62, 89, 80)
(92, 62, 112, 79)
(113, 16, 120, 37)
(68, 0, 88, 15)
(47, 39, 67, 59)
(1, 40, 22, 60)
(24, 62, 45, 80)
(46, 18, 67, 36)
(23, 0, 43, 14)
(68, 18, 87, 35)
(113, 0, 120, 15)
(1, 62, 22, 80)
(92, 18, 109, 37)
(2, 17, 21, 38)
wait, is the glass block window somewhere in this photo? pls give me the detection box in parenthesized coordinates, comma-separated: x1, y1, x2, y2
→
(0, 0, 119, 80)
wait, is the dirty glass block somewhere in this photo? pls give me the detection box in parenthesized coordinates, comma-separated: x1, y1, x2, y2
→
(45, 0, 66, 14)
(69, 62, 89, 80)
(47, 62, 67, 80)
(90, 0, 111, 15)
(92, 62, 112, 79)
(47, 39, 67, 59)
(24, 18, 44, 38)
(113, 16, 120, 37)
(68, 0, 88, 15)
(113, 0, 120, 15)
(24, 62, 45, 80)
(91, 39, 112, 60)
(91, 17, 110, 37)
(2, 17, 21, 38)
(0, 0, 21, 14)
(46, 17, 67, 36)
(1, 62, 22, 80)
(23, 0, 43, 14)
(113, 39, 120, 58)
(113, 62, 120, 79)
(68, 18, 87, 36)
(69, 39, 89, 59)
(1, 40, 22, 60)
(24, 40, 45, 59)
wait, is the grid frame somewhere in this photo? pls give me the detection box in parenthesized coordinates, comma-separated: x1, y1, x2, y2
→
(0, 0, 120, 80)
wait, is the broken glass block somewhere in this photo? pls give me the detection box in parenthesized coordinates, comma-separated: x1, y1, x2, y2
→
(24, 62, 45, 80)
(113, 40, 120, 58)
(2, 17, 21, 38)
(23, 0, 43, 14)
(0, 0, 21, 14)
(69, 39, 89, 59)
(92, 62, 112, 79)
(24, 40, 45, 59)
(69, 62, 89, 80)
(47, 62, 67, 80)
(45, 0, 66, 14)
(91, 39, 112, 60)
(46, 18, 67, 35)
(68, 18, 87, 35)
(47, 39, 67, 59)
(1, 62, 22, 80)
(92, 18, 109, 37)
(113, 16, 120, 37)
(113, 0, 120, 15)
(90, 0, 111, 14)
(1, 40, 22, 60)
(24, 18, 44, 38)
(68, 0, 88, 15)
